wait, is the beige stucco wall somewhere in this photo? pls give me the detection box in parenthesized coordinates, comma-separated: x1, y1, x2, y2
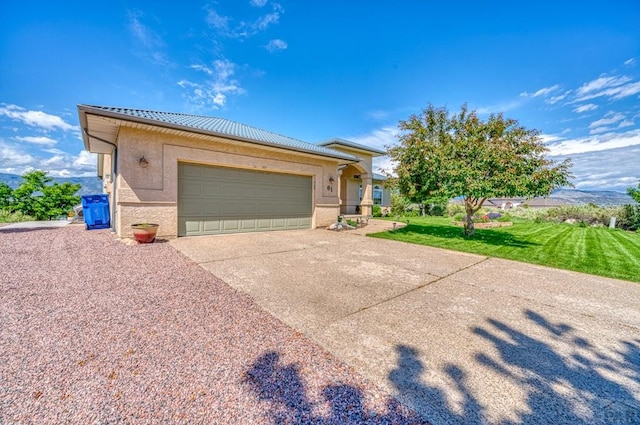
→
(110, 125, 342, 238)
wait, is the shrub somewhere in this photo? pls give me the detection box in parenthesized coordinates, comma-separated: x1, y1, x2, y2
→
(453, 213, 464, 221)
(0, 209, 34, 223)
(473, 214, 490, 223)
(497, 213, 512, 222)
(617, 204, 640, 231)
(390, 193, 410, 216)
(372, 205, 382, 217)
(425, 203, 447, 216)
(447, 203, 465, 217)
(506, 205, 623, 226)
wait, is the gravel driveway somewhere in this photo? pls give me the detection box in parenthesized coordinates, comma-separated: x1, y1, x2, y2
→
(0, 225, 426, 424)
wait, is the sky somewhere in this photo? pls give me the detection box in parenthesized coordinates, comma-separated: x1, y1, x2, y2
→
(1, 1, 639, 191)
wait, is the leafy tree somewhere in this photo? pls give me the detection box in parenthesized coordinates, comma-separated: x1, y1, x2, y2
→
(0, 182, 13, 210)
(388, 104, 573, 236)
(627, 181, 640, 204)
(8, 170, 81, 220)
(41, 182, 82, 219)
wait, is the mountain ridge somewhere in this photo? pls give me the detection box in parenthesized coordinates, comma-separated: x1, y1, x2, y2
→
(0, 173, 103, 196)
(0, 173, 635, 205)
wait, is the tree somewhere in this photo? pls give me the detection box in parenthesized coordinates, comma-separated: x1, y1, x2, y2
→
(388, 104, 573, 236)
(41, 182, 83, 220)
(627, 181, 640, 204)
(7, 170, 81, 220)
(0, 182, 13, 210)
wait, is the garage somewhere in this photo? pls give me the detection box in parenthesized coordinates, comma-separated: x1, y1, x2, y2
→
(178, 163, 313, 236)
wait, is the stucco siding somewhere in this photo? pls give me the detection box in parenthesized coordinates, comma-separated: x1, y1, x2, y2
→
(111, 126, 341, 238)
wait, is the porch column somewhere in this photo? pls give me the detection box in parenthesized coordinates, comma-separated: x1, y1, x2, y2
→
(337, 168, 344, 215)
(360, 173, 373, 216)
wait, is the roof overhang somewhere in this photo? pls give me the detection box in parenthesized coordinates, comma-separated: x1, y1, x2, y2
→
(318, 138, 386, 157)
(78, 105, 360, 163)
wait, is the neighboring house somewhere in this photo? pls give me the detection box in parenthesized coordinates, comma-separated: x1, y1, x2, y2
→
(485, 197, 569, 209)
(78, 105, 389, 238)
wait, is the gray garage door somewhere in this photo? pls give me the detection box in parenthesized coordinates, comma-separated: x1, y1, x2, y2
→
(178, 163, 313, 236)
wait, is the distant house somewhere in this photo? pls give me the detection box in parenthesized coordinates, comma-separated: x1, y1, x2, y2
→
(78, 106, 389, 238)
(484, 197, 571, 209)
(454, 196, 571, 209)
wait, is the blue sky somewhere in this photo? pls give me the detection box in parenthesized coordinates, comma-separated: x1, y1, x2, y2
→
(1, 1, 639, 191)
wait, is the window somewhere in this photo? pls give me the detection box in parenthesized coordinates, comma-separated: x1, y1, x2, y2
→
(373, 186, 383, 205)
(359, 185, 384, 205)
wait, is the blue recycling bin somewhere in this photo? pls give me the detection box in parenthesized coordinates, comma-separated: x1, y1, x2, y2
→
(81, 194, 110, 230)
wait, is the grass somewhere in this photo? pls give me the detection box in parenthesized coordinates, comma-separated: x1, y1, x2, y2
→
(370, 216, 640, 282)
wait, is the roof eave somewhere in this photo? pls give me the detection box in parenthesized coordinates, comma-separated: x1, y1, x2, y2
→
(318, 139, 386, 156)
(77, 104, 359, 162)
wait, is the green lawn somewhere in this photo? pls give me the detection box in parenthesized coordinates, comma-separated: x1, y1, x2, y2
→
(369, 217, 640, 282)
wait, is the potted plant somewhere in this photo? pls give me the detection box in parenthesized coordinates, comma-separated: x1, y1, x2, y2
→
(131, 223, 160, 243)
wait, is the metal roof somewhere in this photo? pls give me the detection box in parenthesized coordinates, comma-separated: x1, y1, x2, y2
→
(78, 105, 359, 162)
(318, 137, 387, 156)
(372, 173, 388, 181)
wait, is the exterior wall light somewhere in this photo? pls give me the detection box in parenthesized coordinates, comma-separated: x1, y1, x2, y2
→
(139, 156, 149, 168)
(329, 176, 335, 184)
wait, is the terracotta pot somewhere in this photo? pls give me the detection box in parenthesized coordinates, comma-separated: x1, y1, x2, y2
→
(131, 223, 159, 243)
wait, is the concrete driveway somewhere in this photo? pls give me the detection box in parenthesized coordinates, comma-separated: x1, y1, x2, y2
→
(172, 221, 640, 424)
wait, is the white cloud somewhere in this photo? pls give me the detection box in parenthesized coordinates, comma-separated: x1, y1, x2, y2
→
(190, 64, 214, 76)
(573, 104, 598, 113)
(205, 3, 282, 39)
(544, 128, 640, 156)
(546, 90, 571, 104)
(573, 75, 640, 102)
(127, 11, 170, 66)
(618, 120, 634, 129)
(533, 85, 560, 97)
(0, 144, 96, 177)
(254, 11, 280, 31)
(589, 112, 625, 128)
(73, 150, 97, 170)
(0, 104, 78, 132)
(347, 126, 397, 151)
(128, 11, 161, 48)
(624, 58, 636, 66)
(205, 9, 230, 32)
(15, 136, 57, 146)
(576, 76, 631, 96)
(0, 143, 34, 166)
(179, 59, 245, 109)
(540, 134, 566, 144)
(520, 85, 560, 99)
(552, 144, 640, 191)
(345, 126, 399, 175)
(265, 39, 287, 52)
(250, 0, 268, 6)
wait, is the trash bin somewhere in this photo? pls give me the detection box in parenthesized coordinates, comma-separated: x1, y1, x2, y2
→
(81, 194, 110, 230)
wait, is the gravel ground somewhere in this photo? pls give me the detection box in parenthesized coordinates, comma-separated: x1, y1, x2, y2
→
(0, 225, 427, 424)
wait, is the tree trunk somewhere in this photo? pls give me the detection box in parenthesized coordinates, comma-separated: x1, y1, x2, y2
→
(463, 203, 475, 237)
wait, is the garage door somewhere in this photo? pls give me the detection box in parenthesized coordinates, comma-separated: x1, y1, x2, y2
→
(178, 163, 313, 236)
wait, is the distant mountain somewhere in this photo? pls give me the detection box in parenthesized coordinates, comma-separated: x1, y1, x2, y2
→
(549, 189, 635, 206)
(0, 173, 103, 196)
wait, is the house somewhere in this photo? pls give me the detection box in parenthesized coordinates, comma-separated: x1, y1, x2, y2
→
(484, 197, 569, 209)
(78, 105, 390, 238)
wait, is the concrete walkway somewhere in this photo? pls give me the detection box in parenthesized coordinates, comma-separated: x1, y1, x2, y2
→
(0, 219, 71, 230)
(172, 221, 640, 424)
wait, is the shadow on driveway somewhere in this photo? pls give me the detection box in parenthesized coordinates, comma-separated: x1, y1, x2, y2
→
(388, 309, 640, 424)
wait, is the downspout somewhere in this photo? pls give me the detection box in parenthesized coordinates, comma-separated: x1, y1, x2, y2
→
(82, 128, 118, 233)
